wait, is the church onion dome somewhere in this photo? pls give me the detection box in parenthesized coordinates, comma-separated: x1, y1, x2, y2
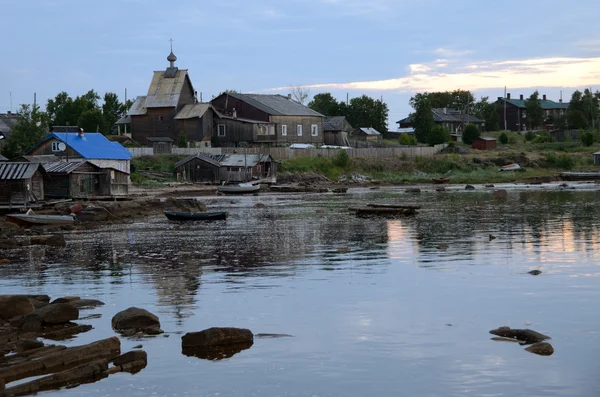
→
(167, 51, 177, 63)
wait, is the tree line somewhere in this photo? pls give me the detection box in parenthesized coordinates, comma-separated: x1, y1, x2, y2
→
(1, 90, 131, 158)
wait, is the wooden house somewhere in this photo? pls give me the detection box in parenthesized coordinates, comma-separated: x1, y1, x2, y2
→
(397, 108, 484, 133)
(175, 153, 277, 184)
(0, 162, 45, 206)
(323, 116, 352, 146)
(211, 93, 324, 147)
(494, 93, 568, 131)
(128, 51, 198, 144)
(594, 152, 600, 166)
(352, 127, 382, 143)
(147, 137, 173, 154)
(472, 137, 497, 150)
(174, 103, 214, 147)
(43, 160, 129, 199)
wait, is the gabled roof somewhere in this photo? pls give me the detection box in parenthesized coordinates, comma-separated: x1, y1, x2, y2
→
(476, 136, 497, 141)
(128, 96, 148, 116)
(0, 113, 20, 136)
(146, 137, 173, 143)
(43, 160, 93, 174)
(358, 127, 381, 135)
(0, 162, 42, 180)
(175, 153, 221, 169)
(18, 155, 61, 163)
(175, 103, 211, 120)
(212, 153, 267, 167)
(324, 116, 348, 131)
(501, 98, 568, 110)
(116, 114, 131, 124)
(0, 154, 7, 161)
(223, 93, 324, 117)
(397, 109, 484, 124)
(145, 69, 192, 108)
(27, 133, 132, 160)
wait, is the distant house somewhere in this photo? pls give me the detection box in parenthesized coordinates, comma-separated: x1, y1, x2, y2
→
(0, 111, 20, 151)
(352, 127, 382, 143)
(494, 93, 568, 131)
(175, 153, 277, 184)
(397, 108, 484, 133)
(147, 137, 174, 154)
(472, 137, 497, 151)
(323, 116, 352, 146)
(173, 103, 215, 147)
(211, 93, 325, 147)
(0, 162, 45, 206)
(43, 160, 128, 198)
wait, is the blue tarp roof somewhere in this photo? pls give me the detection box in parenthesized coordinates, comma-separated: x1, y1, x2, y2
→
(27, 133, 132, 160)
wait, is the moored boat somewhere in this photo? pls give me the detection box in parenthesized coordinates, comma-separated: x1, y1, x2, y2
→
(499, 163, 522, 172)
(6, 213, 76, 227)
(431, 177, 449, 184)
(217, 183, 260, 195)
(164, 211, 228, 221)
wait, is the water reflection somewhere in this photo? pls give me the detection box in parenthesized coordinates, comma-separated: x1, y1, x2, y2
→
(181, 341, 254, 361)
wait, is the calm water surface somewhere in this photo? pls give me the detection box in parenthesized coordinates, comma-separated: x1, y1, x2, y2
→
(2, 188, 600, 396)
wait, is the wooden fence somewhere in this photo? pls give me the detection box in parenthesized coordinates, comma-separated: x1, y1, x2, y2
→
(128, 144, 446, 160)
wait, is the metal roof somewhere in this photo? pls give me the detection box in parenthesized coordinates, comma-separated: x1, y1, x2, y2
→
(358, 127, 381, 135)
(0, 154, 7, 161)
(324, 116, 347, 131)
(0, 113, 19, 136)
(43, 160, 90, 174)
(397, 109, 484, 125)
(175, 103, 211, 120)
(116, 114, 131, 124)
(501, 98, 569, 110)
(18, 155, 61, 163)
(52, 126, 80, 132)
(27, 133, 132, 160)
(476, 137, 497, 141)
(174, 153, 221, 169)
(145, 69, 192, 108)
(0, 162, 41, 180)
(224, 93, 324, 117)
(212, 153, 265, 167)
(128, 96, 148, 116)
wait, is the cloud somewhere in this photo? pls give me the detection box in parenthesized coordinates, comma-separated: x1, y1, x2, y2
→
(268, 56, 600, 93)
(432, 48, 474, 58)
(573, 38, 600, 53)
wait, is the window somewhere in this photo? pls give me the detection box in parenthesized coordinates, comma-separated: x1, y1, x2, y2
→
(159, 116, 164, 121)
(218, 124, 226, 137)
(281, 125, 287, 136)
(51, 142, 60, 152)
(297, 125, 303, 136)
(311, 124, 318, 136)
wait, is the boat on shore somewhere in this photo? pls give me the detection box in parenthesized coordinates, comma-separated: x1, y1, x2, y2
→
(499, 163, 522, 172)
(431, 177, 449, 184)
(6, 213, 76, 227)
(217, 183, 260, 195)
(559, 172, 600, 181)
(164, 211, 228, 221)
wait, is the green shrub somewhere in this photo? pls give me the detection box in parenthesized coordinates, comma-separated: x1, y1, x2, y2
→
(525, 131, 535, 141)
(447, 141, 456, 147)
(508, 135, 518, 144)
(544, 153, 575, 170)
(581, 131, 594, 147)
(427, 125, 450, 145)
(177, 131, 188, 148)
(532, 132, 552, 143)
(130, 172, 142, 184)
(498, 132, 508, 145)
(333, 150, 350, 168)
(462, 123, 480, 145)
(398, 133, 417, 145)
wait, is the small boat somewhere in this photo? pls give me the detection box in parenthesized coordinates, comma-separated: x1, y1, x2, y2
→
(431, 177, 449, 184)
(164, 211, 227, 221)
(6, 213, 76, 227)
(499, 163, 522, 172)
(559, 172, 600, 181)
(218, 183, 260, 195)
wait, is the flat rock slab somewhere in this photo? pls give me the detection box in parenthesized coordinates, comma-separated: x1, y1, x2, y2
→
(182, 327, 253, 348)
(489, 326, 551, 345)
(112, 350, 147, 366)
(36, 303, 79, 324)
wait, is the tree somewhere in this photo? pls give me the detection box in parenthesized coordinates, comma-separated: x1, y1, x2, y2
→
(409, 90, 475, 113)
(77, 108, 103, 132)
(524, 91, 544, 129)
(498, 132, 508, 145)
(290, 86, 310, 105)
(462, 123, 480, 145)
(177, 130, 188, 148)
(567, 109, 587, 129)
(410, 96, 434, 144)
(102, 92, 127, 135)
(427, 125, 450, 145)
(46, 89, 101, 128)
(345, 95, 388, 134)
(581, 131, 594, 146)
(308, 93, 341, 116)
(1, 104, 49, 159)
(473, 96, 500, 131)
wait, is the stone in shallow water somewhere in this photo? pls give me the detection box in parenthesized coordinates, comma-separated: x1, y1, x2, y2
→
(528, 270, 542, 276)
(525, 342, 554, 356)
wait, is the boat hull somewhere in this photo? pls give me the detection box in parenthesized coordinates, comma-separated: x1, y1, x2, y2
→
(6, 214, 75, 227)
(217, 184, 260, 194)
(164, 211, 228, 221)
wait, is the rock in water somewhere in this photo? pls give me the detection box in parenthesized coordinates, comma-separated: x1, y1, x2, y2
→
(465, 185, 475, 190)
(525, 342, 554, 356)
(489, 326, 551, 345)
(182, 327, 253, 347)
(528, 270, 542, 276)
(112, 307, 161, 334)
(35, 303, 79, 323)
(0, 295, 35, 319)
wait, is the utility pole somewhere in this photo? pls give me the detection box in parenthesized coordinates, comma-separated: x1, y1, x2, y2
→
(9, 91, 12, 112)
(504, 86, 507, 131)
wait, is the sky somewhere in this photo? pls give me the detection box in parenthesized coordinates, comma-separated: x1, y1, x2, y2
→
(2, 0, 600, 130)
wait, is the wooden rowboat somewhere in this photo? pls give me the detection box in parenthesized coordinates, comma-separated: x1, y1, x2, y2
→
(6, 213, 76, 227)
(218, 183, 260, 195)
(431, 177, 449, 184)
(164, 211, 228, 221)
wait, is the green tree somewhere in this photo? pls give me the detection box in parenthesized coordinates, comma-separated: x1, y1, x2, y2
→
(427, 125, 450, 145)
(411, 96, 434, 144)
(568, 109, 587, 129)
(308, 93, 341, 116)
(398, 133, 417, 145)
(46, 89, 101, 128)
(345, 95, 388, 135)
(409, 90, 475, 113)
(498, 132, 508, 145)
(1, 104, 49, 158)
(77, 108, 103, 132)
(177, 130, 188, 148)
(581, 131, 594, 146)
(524, 91, 544, 129)
(462, 123, 480, 145)
(473, 96, 500, 131)
(102, 92, 127, 135)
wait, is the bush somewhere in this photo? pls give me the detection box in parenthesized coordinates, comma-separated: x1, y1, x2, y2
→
(398, 133, 417, 145)
(177, 131, 188, 148)
(130, 172, 142, 184)
(532, 132, 552, 143)
(333, 150, 350, 168)
(498, 132, 508, 145)
(508, 136, 518, 144)
(427, 125, 450, 145)
(525, 131, 535, 141)
(544, 153, 575, 170)
(462, 123, 480, 145)
(581, 131, 594, 147)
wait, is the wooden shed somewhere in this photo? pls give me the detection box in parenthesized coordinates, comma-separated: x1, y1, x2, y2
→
(472, 137, 497, 150)
(0, 162, 45, 207)
(593, 152, 600, 166)
(175, 153, 277, 184)
(175, 154, 222, 184)
(147, 137, 174, 154)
